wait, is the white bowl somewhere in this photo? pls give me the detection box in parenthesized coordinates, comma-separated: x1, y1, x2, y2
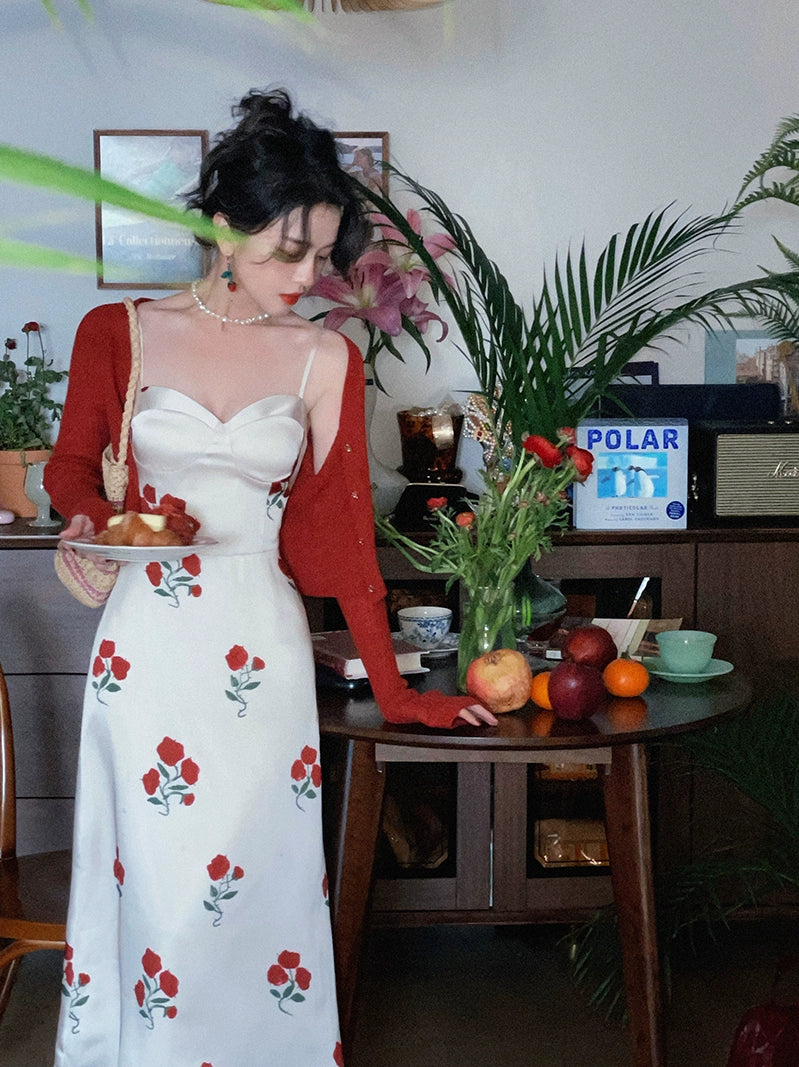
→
(397, 606, 453, 649)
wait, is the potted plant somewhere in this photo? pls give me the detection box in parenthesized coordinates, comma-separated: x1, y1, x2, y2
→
(0, 322, 67, 517)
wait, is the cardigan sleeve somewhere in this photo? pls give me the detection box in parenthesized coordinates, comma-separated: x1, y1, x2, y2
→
(280, 336, 482, 729)
(338, 594, 488, 729)
(44, 301, 143, 528)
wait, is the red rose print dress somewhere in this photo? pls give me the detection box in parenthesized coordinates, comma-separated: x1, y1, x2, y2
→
(54, 357, 343, 1066)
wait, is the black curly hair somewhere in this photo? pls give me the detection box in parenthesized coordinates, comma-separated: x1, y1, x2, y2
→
(185, 88, 371, 273)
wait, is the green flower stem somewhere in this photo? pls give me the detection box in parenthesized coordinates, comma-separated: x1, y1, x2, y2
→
(375, 448, 578, 594)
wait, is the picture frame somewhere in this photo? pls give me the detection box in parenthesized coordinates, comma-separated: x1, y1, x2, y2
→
(334, 132, 390, 196)
(704, 325, 799, 414)
(94, 129, 209, 289)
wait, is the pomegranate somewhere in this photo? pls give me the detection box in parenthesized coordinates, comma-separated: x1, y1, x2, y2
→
(548, 660, 607, 720)
(561, 624, 618, 671)
(465, 648, 533, 714)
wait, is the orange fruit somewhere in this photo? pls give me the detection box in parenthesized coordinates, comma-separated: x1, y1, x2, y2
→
(530, 671, 554, 710)
(602, 657, 650, 697)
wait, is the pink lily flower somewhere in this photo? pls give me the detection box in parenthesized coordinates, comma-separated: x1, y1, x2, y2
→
(399, 294, 448, 340)
(309, 257, 405, 336)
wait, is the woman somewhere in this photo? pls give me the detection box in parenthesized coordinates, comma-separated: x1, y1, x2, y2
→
(45, 89, 495, 1067)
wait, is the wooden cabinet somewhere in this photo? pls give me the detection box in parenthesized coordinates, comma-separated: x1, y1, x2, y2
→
(367, 528, 799, 922)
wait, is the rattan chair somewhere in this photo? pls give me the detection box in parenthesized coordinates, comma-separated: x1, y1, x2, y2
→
(0, 660, 71, 1023)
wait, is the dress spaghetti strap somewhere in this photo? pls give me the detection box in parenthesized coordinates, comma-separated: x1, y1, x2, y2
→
(298, 345, 317, 400)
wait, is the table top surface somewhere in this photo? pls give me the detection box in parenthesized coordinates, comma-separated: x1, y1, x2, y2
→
(317, 665, 753, 752)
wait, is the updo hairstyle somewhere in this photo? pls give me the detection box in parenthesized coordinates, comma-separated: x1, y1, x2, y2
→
(186, 88, 371, 273)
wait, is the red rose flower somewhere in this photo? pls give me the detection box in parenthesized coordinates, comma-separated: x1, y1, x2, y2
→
(455, 511, 475, 527)
(183, 793, 196, 806)
(65, 961, 74, 986)
(180, 758, 200, 785)
(78, 973, 90, 986)
(290, 760, 306, 781)
(21, 321, 39, 333)
(134, 979, 145, 1007)
(207, 854, 230, 881)
(92, 656, 104, 677)
(165, 1005, 178, 1019)
(142, 768, 160, 796)
(157, 737, 185, 766)
(226, 645, 249, 671)
(146, 561, 163, 586)
(522, 434, 563, 468)
(182, 554, 201, 576)
(141, 948, 162, 978)
(252, 656, 265, 671)
(311, 764, 322, 788)
(301, 745, 317, 765)
(189, 585, 203, 597)
(566, 444, 594, 482)
(64, 943, 73, 961)
(277, 950, 301, 970)
(426, 496, 448, 510)
(4, 338, 16, 351)
(98, 639, 115, 658)
(110, 656, 130, 680)
(159, 970, 179, 998)
(295, 967, 312, 991)
(334, 1041, 344, 1066)
(267, 964, 289, 986)
(232, 866, 244, 880)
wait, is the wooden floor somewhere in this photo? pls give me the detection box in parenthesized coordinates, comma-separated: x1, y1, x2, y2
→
(1, 919, 796, 1065)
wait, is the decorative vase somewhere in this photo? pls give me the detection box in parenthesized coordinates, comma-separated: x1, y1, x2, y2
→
(0, 448, 51, 518)
(363, 375, 408, 516)
(512, 561, 567, 640)
(456, 580, 517, 692)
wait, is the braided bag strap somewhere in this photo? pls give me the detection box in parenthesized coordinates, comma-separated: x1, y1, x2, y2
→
(101, 297, 141, 511)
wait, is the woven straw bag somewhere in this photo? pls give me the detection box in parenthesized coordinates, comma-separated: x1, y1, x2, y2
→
(54, 297, 141, 608)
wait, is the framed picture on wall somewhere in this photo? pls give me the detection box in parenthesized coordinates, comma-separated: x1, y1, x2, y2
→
(704, 325, 799, 414)
(334, 132, 389, 195)
(94, 129, 209, 289)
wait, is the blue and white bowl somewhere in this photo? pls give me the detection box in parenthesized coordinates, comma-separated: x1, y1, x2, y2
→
(397, 606, 453, 649)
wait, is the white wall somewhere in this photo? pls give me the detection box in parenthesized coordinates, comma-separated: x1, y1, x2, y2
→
(3, 0, 799, 473)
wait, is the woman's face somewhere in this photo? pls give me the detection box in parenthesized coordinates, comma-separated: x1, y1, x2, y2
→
(217, 203, 342, 319)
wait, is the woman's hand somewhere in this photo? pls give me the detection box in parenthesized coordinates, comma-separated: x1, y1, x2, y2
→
(456, 704, 499, 728)
(59, 514, 95, 542)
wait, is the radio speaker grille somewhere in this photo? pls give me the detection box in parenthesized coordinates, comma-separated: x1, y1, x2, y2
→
(716, 434, 799, 515)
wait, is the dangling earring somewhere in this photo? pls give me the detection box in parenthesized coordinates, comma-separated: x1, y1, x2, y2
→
(221, 256, 236, 292)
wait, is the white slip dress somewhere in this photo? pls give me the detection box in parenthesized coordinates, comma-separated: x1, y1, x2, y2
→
(54, 347, 344, 1067)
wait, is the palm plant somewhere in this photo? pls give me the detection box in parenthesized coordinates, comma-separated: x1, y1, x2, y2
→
(360, 150, 799, 446)
(568, 691, 799, 1020)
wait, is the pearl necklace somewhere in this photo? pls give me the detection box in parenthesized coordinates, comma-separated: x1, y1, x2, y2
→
(190, 280, 270, 326)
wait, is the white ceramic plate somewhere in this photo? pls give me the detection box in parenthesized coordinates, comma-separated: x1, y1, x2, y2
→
(62, 537, 218, 563)
(641, 656, 733, 684)
(393, 631, 459, 657)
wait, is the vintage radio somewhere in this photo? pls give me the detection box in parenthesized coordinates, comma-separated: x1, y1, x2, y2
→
(689, 419, 799, 526)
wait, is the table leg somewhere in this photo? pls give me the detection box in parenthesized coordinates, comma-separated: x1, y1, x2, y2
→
(329, 737, 386, 1061)
(602, 743, 665, 1067)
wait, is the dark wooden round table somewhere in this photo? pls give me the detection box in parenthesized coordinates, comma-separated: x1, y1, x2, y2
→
(318, 667, 753, 1067)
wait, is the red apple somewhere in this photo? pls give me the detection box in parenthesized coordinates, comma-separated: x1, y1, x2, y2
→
(562, 624, 618, 671)
(548, 660, 607, 720)
(465, 648, 533, 714)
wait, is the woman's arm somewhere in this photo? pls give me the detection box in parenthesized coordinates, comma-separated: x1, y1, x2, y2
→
(338, 594, 496, 728)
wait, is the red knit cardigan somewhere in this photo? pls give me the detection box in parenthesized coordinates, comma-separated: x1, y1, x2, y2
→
(45, 300, 480, 728)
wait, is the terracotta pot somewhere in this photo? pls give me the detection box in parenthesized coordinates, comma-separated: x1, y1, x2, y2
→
(0, 449, 51, 518)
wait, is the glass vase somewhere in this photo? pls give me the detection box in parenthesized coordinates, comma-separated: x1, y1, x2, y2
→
(456, 581, 517, 692)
